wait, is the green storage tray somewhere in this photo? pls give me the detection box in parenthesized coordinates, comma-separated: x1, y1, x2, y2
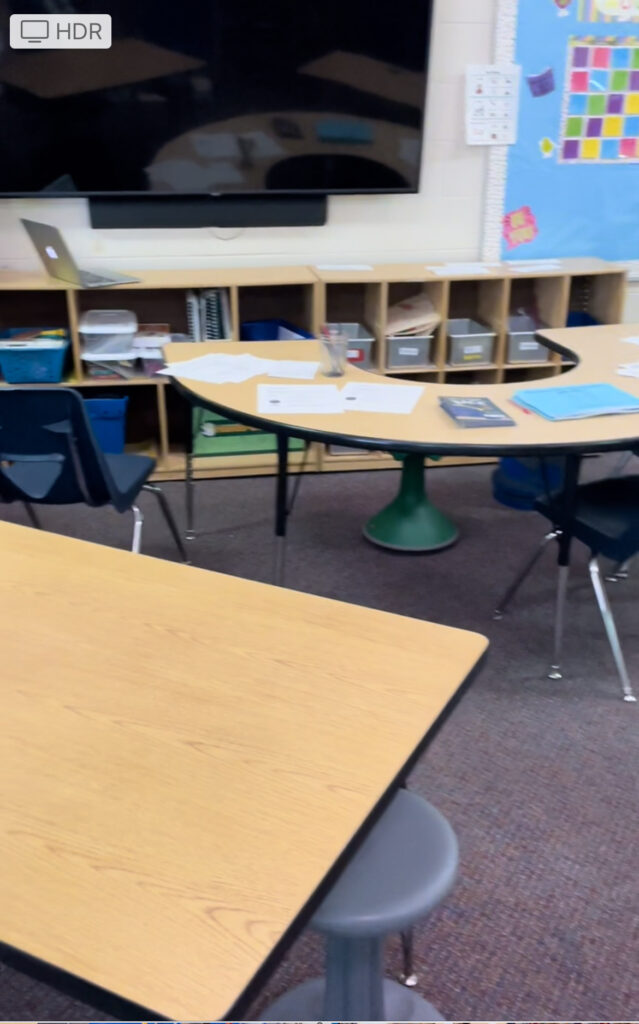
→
(193, 430, 305, 458)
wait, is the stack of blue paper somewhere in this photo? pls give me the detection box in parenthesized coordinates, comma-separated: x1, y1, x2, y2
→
(512, 383, 639, 421)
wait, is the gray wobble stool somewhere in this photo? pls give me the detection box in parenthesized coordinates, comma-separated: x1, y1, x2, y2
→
(263, 789, 458, 1020)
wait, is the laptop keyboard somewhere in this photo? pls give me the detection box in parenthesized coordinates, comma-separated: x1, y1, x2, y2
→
(82, 271, 117, 286)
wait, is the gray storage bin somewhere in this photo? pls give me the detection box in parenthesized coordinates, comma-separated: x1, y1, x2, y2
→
(326, 322, 375, 369)
(506, 314, 550, 363)
(447, 318, 495, 366)
(386, 334, 433, 369)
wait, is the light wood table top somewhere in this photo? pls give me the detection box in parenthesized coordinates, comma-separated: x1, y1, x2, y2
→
(165, 325, 639, 457)
(0, 521, 487, 1019)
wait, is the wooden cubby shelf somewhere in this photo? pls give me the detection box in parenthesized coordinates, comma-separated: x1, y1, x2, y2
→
(0, 258, 626, 480)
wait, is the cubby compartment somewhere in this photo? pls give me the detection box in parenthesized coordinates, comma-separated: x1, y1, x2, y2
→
(238, 285, 314, 339)
(75, 289, 191, 336)
(386, 280, 445, 369)
(323, 282, 382, 369)
(446, 278, 505, 368)
(75, 383, 163, 461)
(567, 273, 625, 327)
(0, 289, 69, 331)
(508, 274, 568, 329)
(505, 314, 551, 365)
(324, 282, 383, 335)
(447, 278, 505, 327)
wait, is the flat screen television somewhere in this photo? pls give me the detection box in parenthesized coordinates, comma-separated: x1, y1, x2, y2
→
(0, 0, 434, 196)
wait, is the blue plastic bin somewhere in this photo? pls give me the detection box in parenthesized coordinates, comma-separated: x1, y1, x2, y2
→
(0, 330, 69, 383)
(240, 319, 313, 341)
(567, 311, 600, 328)
(85, 397, 129, 454)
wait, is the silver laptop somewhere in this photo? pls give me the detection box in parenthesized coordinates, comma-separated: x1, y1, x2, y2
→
(21, 219, 140, 288)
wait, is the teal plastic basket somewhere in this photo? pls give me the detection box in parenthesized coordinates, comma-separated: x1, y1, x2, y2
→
(0, 330, 69, 383)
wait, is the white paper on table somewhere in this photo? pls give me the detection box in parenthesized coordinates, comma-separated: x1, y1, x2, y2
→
(315, 263, 374, 271)
(266, 360, 319, 380)
(257, 384, 343, 414)
(622, 336, 639, 345)
(340, 382, 423, 414)
(158, 352, 270, 384)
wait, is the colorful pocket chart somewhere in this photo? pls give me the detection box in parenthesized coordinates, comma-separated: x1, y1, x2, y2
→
(561, 35, 639, 161)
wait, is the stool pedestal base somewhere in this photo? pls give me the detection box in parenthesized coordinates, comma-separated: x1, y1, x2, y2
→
(262, 976, 442, 1020)
(363, 453, 458, 552)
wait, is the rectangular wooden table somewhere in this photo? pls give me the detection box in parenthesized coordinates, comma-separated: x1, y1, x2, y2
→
(0, 521, 487, 1019)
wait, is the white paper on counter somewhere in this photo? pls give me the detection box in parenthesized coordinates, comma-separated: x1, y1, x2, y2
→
(315, 263, 374, 271)
(427, 262, 497, 276)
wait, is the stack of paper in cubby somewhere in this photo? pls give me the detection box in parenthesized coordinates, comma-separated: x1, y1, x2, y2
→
(385, 292, 441, 338)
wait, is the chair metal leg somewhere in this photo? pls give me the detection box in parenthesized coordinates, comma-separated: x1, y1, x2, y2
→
(589, 557, 637, 703)
(131, 504, 143, 554)
(397, 928, 418, 987)
(548, 563, 569, 680)
(606, 556, 633, 583)
(494, 530, 560, 619)
(185, 451, 196, 541)
(23, 502, 41, 529)
(143, 483, 190, 563)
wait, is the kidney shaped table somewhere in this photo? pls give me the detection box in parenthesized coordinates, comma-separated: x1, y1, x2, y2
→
(166, 323, 639, 582)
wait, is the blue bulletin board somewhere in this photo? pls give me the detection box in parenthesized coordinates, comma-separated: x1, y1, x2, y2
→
(501, 0, 639, 260)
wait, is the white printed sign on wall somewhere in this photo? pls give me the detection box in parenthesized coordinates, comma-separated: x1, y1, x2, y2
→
(465, 64, 521, 145)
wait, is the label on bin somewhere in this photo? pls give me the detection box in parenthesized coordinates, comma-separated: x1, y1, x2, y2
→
(520, 340, 540, 350)
(347, 348, 362, 360)
(399, 346, 419, 356)
(464, 345, 483, 354)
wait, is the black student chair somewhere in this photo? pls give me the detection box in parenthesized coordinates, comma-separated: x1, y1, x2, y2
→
(494, 472, 639, 702)
(0, 388, 188, 561)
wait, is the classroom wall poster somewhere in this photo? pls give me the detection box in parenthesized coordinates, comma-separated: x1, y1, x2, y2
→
(498, 0, 639, 260)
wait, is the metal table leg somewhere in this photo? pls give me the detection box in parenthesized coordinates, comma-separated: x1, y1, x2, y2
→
(274, 432, 290, 587)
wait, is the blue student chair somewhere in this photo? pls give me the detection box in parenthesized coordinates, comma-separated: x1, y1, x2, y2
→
(0, 387, 188, 561)
(493, 461, 639, 702)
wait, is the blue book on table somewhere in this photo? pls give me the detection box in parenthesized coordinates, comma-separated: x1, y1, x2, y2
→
(513, 383, 639, 421)
(439, 396, 515, 427)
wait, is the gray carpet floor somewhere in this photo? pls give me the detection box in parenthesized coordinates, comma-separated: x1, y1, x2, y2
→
(1, 457, 638, 1021)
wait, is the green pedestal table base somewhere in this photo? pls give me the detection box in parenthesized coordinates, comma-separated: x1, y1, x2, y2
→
(363, 452, 458, 552)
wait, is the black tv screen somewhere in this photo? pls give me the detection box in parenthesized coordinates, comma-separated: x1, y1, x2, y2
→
(0, 0, 433, 195)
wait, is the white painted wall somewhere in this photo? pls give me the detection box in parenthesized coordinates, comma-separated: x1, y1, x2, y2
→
(0, 0, 497, 272)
